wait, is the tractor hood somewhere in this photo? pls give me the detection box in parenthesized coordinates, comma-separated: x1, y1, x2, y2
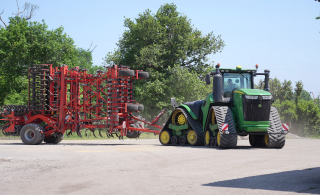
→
(234, 89, 271, 96)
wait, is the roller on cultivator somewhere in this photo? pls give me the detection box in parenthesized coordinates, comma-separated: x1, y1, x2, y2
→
(1, 64, 164, 145)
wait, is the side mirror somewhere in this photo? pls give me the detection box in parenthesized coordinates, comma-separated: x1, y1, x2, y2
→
(171, 97, 178, 108)
(205, 74, 211, 85)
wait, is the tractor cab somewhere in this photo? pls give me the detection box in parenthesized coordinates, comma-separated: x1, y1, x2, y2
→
(219, 66, 254, 98)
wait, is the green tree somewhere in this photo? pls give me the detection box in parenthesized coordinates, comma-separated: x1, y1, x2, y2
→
(258, 78, 293, 103)
(136, 65, 212, 121)
(104, 3, 224, 77)
(104, 3, 224, 119)
(0, 16, 95, 105)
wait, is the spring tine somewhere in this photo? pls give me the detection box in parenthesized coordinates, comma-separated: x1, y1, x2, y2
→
(107, 133, 110, 138)
(77, 130, 82, 138)
(115, 133, 119, 138)
(85, 129, 89, 138)
(99, 130, 103, 138)
(110, 134, 114, 138)
(92, 130, 97, 138)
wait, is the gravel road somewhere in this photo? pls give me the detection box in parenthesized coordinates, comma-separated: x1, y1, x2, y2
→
(0, 138, 319, 195)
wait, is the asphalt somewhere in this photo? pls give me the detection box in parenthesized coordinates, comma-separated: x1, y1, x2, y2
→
(0, 138, 319, 195)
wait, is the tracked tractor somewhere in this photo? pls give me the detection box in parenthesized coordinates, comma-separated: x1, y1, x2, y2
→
(159, 64, 288, 149)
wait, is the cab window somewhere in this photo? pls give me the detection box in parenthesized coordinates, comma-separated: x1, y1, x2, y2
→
(223, 73, 252, 97)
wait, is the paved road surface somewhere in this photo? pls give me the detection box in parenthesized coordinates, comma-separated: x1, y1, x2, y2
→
(0, 138, 319, 195)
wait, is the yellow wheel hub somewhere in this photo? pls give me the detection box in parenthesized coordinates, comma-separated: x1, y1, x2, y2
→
(264, 134, 269, 146)
(205, 131, 210, 145)
(187, 130, 197, 145)
(217, 131, 221, 146)
(177, 114, 186, 125)
(160, 131, 170, 145)
(172, 109, 187, 125)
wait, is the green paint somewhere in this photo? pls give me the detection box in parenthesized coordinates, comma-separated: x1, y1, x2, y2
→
(201, 93, 214, 130)
(209, 123, 218, 131)
(234, 88, 271, 96)
(169, 123, 189, 131)
(179, 105, 197, 120)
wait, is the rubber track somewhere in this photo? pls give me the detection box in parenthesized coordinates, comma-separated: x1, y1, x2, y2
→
(176, 108, 204, 146)
(213, 106, 237, 149)
(267, 107, 285, 148)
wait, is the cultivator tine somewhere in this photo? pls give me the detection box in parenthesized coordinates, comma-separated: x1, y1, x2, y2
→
(92, 130, 97, 138)
(77, 130, 82, 138)
(85, 129, 89, 138)
(67, 130, 73, 137)
(99, 130, 103, 138)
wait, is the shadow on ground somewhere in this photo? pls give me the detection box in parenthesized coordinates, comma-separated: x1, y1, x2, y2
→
(203, 167, 320, 194)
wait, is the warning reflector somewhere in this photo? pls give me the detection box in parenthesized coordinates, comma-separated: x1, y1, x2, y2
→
(221, 123, 228, 131)
(282, 123, 289, 131)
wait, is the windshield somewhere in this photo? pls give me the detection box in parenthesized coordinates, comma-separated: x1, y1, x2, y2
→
(223, 72, 252, 97)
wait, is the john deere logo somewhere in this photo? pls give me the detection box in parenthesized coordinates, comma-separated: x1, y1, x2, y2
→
(258, 104, 262, 108)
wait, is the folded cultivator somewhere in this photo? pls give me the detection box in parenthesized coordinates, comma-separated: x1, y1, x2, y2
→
(1, 64, 163, 145)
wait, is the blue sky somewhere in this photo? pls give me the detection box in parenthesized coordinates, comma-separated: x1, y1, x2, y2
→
(1, 0, 320, 95)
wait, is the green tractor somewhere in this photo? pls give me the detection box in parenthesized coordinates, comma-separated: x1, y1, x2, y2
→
(159, 64, 287, 149)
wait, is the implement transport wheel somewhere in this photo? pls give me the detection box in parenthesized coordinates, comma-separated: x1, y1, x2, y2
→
(44, 133, 64, 144)
(20, 123, 45, 145)
(171, 135, 179, 145)
(204, 130, 213, 147)
(265, 107, 285, 148)
(159, 130, 172, 145)
(249, 135, 265, 147)
(179, 136, 188, 146)
(127, 104, 138, 112)
(172, 109, 187, 126)
(127, 124, 140, 138)
(138, 71, 149, 78)
(119, 70, 135, 77)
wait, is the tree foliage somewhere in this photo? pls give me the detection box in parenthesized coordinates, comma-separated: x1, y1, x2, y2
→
(272, 80, 320, 136)
(0, 16, 95, 105)
(104, 3, 224, 119)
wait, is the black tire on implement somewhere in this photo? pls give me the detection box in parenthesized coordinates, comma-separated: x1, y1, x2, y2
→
(20, 123, 45, 145)
(127, 104, 138, 112)
(137, 104, 144, 111)
(266, 107, 285, 148)
(138, 71, 149, 78)
(119, 70, 135, 77)
(126, 124, 140, 138)
(44, 133, 64, 144)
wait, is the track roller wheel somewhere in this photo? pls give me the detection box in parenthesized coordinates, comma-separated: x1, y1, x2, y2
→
(179, 136, 188, 146)
(20, 123, 45, 145)
(171, 135, 179, 145)
(159, 130, 172, 145)
(187, 130, 199, 146)
(44, 133, 64, 144)
(171, 109, 187, 126)
(204, 130, 213, 147)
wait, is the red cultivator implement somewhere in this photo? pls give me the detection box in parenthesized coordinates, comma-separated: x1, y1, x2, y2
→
(1, 64, 165, 144)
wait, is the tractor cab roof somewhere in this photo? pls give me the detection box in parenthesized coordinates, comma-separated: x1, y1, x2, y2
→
(210, 65, 257, 74)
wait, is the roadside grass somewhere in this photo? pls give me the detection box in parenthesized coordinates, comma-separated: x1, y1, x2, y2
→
(0, 130, 158, 140)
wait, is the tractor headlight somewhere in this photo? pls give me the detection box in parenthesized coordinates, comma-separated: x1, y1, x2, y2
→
(262, 96, 272, 100)
(245, 95, 258, 99)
